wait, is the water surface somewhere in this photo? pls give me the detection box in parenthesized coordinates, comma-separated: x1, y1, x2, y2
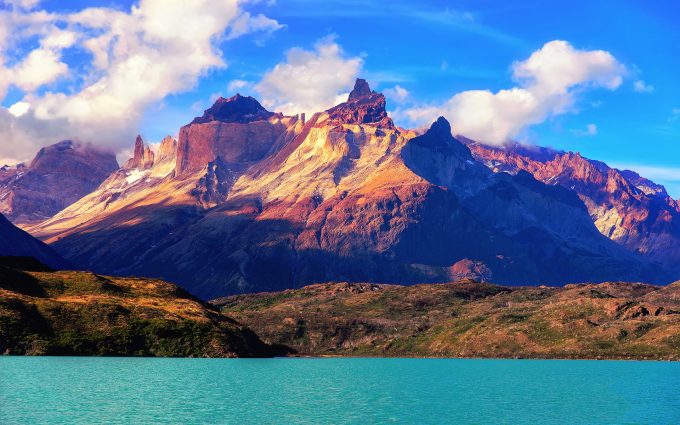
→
(1, 357, 679, 424)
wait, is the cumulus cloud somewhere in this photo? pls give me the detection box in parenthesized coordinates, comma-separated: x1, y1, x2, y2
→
(226, 12, 284, 41)
(255, 37, 363, 116)
(401, 40, 627, 145)
(384, 85, 410, 103)
(0, 0, 283, 163)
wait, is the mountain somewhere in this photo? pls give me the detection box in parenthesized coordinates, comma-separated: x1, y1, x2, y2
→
(216, 280, 680, 360)
(0, 140, 118, 225)
(0, 258, 279, 357)
(0, 214, 69, 270)
(467, 142, 680, 274)
(29, 79, 667, 299)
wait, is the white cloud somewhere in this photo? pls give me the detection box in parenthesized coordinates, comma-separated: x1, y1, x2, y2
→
(633, 80, 654, 93)
(0, 0, 283, 163)
(255, 37, 363, 116)
(401, 40, 627, 145)
(384, 85, 410, 103)
(572, 123, 598, 137)
(3, 0, 40, 10)
(226, 12, 284, 41)
(7, 101, 30, 117)
(227, 79, 251, 93)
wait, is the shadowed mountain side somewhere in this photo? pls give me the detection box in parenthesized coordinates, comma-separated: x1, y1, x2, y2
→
(0, 215, 70, 270)
(468, 141, 680, 274)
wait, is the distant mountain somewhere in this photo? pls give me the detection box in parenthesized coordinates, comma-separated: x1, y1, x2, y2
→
(216, 280, 680, 360)
(468, 141, 680, 275)
(0, 140, 118, 225)
(0, 213, 69, 270)
(29, 79, 667, 299)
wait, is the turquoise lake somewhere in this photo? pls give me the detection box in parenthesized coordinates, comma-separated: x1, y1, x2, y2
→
(1, 357, 679, 424)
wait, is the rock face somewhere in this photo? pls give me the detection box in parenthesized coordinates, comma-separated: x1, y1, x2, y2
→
(0, 140, 118, 225)
(175, 94, 297, 176)
(468, 142, 680, 275)
(0, 214, 69, 269)
(30, 79, 670, 299)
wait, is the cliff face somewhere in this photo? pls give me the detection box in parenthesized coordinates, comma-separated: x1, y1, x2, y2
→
(468, 142, 680, 274)
(175, 94, 297, 176)
(29, 80, 669, 299)
(0, 141, 118, 225)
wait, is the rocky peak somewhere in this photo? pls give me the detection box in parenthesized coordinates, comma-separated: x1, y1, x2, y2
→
(408, 117, 472, 159)
(348, 78, 372, 100)
(143, 146, 155, 169)
(191, 94, 276, 125)
(324, 78, 393, 128)
(157, 136, 177, 162)
(124, 135, 155, 170)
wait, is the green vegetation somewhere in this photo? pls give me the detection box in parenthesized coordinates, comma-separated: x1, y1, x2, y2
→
(0, 259, 275, 357)
(217, 280, 680, 360)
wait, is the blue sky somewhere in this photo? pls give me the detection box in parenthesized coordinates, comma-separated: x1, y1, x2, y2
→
(2, 0, 680, 194)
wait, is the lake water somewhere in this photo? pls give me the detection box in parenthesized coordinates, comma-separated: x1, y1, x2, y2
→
(1, 357, 679, 424)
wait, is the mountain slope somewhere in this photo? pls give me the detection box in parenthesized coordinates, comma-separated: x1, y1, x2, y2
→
(0, 258, 277, 357)
(29, 80, 668, 299)
(217, 280, 680, 360)
(0, 140, 118, 225)
(0, 214, 69, 270)
(468, 142, 680, 273)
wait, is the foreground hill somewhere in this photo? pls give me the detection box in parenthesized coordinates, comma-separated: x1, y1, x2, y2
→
(0, 140, 118, 225)
(29, 80, 667, 298)
(0, 258, 275, 357)
(216, 281, 680, 360)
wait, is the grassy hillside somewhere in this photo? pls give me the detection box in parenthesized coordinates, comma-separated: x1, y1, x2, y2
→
(0, 257, 276, 357)
(216, 280, 680, 360)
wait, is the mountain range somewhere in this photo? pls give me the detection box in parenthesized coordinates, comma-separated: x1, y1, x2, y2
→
(5, 79, 677, 299)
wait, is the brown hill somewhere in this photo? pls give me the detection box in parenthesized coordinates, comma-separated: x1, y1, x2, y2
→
(0, 259, 278, 357)
(216, 280, 680, 360)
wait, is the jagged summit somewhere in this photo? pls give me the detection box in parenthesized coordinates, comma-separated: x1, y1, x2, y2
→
(191, 94, 276, 125)
(429, 116, 453, 137)
(325, 78, 393, 127)
(348, 78, 373, 100)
